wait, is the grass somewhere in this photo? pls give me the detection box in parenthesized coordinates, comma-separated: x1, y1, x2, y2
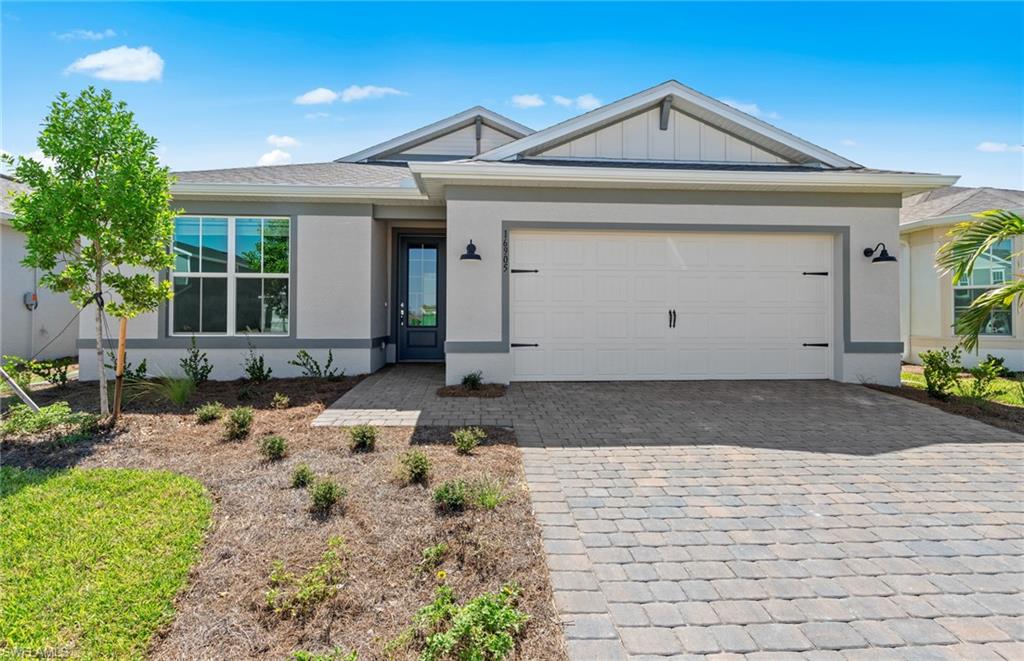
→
(901, 368, 1024, 407)
(0, 467, 212, 659)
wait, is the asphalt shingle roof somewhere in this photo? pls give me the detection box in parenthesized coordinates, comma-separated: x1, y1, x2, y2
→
(901, 186, 1024, 224)
(1, 174, 30, 218)
(173, 162, 415, 188)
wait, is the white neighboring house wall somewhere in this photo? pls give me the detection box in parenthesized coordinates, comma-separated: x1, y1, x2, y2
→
(1, 222, 79, 362)
(901, 223, 1023, 371)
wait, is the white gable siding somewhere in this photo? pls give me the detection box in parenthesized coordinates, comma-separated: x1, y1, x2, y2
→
(395, 124, 518, 158)
(538, 108, 787, 163)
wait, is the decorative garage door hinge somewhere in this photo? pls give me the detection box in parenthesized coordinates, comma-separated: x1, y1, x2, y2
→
(511, 343, 539, 348)
(802, 343, 829, 347)
(801, 271, 829, 276)
(510, 269, 539, 273)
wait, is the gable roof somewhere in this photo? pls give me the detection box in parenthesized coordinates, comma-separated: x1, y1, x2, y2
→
(900, 186, 1024, 225)
(1, 174, 30, 221)
(475, 80, 861, 168)
(336, 106, 533, 163)
(175, 162, 414, 187)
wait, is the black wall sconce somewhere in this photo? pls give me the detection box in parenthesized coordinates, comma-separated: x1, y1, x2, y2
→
(460, 240, 481, 260)
(863, 242, 897, 263)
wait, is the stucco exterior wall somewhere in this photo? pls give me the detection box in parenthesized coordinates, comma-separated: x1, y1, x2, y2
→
(902, 227, 1023, 370)
(444, 187, 904, 386)
(1, 224, 78, 361)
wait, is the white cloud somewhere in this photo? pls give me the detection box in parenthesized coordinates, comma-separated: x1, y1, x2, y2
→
(294, 87, 339, 105)
(257, 149, 291, 166)
(294, 84, 406, 105)
(552, 95, 574, 107)
(266, 134, 300, 148)
(511, 93, 545, 108)
(55, 28, 116, 41)
(66, 45, 163, 82)
(552, 94, 602, 111)
(719, 98, 781, 120)
(840, 138, 859, 147)
(976, 141, 1024, 153)
(339, 84, 406, 102)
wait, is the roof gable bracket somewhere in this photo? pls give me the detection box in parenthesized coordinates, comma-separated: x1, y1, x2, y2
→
(659, 97, 672, 131)
(475, 116, 483, 155)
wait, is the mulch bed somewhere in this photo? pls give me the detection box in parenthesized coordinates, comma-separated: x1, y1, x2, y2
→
(868, 383, 1024, 436)
(3, 378, 565, 660)
(436, 384, 508, 398)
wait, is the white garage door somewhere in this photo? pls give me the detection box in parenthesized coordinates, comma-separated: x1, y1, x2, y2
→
(509, 230, 833, 381)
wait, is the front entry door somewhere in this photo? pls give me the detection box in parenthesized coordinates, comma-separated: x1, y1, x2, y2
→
(397, 235, 446, 361)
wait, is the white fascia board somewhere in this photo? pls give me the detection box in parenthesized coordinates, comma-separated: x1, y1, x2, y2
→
(476, 80, 862, 169)
(337, 106, 534, 163)
(408, 162, 959, 196)
(899, 206, 1024, 234)
(171, 182, 429, 202)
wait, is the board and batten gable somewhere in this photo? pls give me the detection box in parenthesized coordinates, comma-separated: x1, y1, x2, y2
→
(392, 123, 520, 160)
(537, 107, 788, 163)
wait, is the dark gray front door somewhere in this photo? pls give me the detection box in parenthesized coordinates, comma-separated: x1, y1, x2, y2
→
(397, 235, 445, 361)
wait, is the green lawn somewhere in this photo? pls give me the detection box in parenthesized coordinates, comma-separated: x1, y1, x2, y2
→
(0, 468, 211, 659)
(901, 368, 1024, 407)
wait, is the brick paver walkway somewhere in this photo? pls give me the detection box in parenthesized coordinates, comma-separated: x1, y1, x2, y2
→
(317, 365, 1023, 658)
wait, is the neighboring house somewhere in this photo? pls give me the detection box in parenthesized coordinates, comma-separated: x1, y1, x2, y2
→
(900, 186, 1024, 371)
(76, 80, 957, 385)
(1, 175, 79, 362)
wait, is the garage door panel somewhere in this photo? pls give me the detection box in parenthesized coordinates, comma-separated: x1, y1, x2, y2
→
(510, 230, 832, 381)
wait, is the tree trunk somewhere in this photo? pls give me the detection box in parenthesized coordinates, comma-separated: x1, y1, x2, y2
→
(95, 269, 109, 416)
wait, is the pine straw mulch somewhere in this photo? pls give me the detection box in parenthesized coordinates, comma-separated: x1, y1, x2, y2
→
(2, 378, 566, 661)
(435, 384, 507, 398)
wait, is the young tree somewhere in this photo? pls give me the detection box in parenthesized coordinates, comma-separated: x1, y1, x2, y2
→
(7, 87, 176, 414)
(935, 209, 1023, 352)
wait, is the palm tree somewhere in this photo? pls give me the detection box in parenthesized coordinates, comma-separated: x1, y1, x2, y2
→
(935, 209, 1023, 351)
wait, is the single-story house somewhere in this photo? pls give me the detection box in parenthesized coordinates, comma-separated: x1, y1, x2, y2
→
(900, 186, 1023, 371)
(76, 80, 958, 386)
(1, 174, 78, 362)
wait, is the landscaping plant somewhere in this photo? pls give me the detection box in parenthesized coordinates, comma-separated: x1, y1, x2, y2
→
(264, 536, 346, 618)
(433, 480, 468, 512)
(471, 478, 507, 510)
(400, 450, 431, 485)
(5, 87, 178, 415)
(1, 401, 79, 436)
(461, 370, 483, 390)
(347, 424, 377, 452)
(260, 435, 288, 461)
(309, 479, 345, 514)
(452, 426, 486, 455)
(194, 401, 226, 424)
(288, 349, 344, 381)
(180, 336, 213, 385)
(290, 649, 357, 661)
(126, 376, 196, 407)
(224, 406, 254, 440)
(272, 392, 290, 409)
(2, 355, 73, 388)
(412, 583, 528, 661)
(291, 464, 314, 488)
(2, 355, 34, 392)
(958, 356, 1005, 401)
(920, 346, 962, 400)
(419, 542, 448, 572)
(243, 344, 272, 383)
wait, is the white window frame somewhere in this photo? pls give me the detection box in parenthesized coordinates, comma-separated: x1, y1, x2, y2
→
(169, 215, 291, 337)
(952, 237, 1015, 337)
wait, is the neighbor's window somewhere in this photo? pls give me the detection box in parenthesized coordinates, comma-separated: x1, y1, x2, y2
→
(171, 216, 290, 335)
(953, 237, 1014, 336)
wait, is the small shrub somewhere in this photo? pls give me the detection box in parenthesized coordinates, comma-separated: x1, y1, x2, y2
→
(412, 583, 528, 660)
(461, 370, 483, 390)
(419, 542, 448, 572)
(105, 350, 148, 381)
(452, 426, 486, 455)
(243, 344, 272, 383)
(4, 355, 74, 388)
(265, 536, 346, 618)
(195, 401, 226, 423)
(225, 406, 254, 440)
(272, 392, 290, 409)
(400, 450, 431, 485)
(238, 384, 255, 401)
(472, 478, 507, 510)
(348, 424, 377, 452)
(290, 649, 357, 661)
(984, 353, 1011, 377)
(2, 355, 34, 391)
(1, 401, 75, 436)
(920, 346, 962, 400)
(260, 435, 288, 461)
(433, 480, 468, 513)
(127, 376, 196, 407)
(310, 479, 346, 514)
(288, 349, 344, 381)
(180, 336, 214, 385)
(291, 463, 314, 488)
(959, 357, 1004, 400)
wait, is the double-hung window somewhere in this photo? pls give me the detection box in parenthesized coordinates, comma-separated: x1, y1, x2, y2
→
(952, 237, 1014, 336)
(171, 216, 290, 335)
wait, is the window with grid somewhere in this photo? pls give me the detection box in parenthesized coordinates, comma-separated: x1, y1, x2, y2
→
(171, 216, 290, 335)
(953, 237, 1014, 336)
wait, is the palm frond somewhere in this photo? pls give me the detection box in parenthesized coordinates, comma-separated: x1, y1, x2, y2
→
(954, 279, 1024, 352)
(935, 209, 1024, 283)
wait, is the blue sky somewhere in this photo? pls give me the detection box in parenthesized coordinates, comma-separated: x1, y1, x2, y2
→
(3, 2, 1022, 188)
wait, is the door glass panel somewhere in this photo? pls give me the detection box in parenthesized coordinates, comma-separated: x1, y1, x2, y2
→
(407, 245, 437, 327)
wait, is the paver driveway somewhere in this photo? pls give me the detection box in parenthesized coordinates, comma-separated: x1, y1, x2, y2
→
(318, 367, 1023, 658)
